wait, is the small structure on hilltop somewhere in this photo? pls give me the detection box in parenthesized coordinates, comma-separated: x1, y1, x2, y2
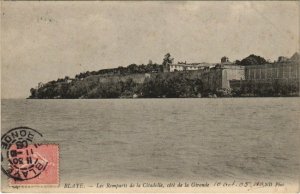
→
(290, 52, 300, 62)
(169, 62, 212, 72)
(221, 56, 230, 63)
(278, 56, 290, 63)
(167, 56, 237, 72)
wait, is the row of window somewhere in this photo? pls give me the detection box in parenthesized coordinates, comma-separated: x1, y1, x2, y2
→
(246, 66, 298, 79)
(170, 66, 200, 69)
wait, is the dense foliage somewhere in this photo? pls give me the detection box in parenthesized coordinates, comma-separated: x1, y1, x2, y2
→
(29, 62, 164, 98)
(75, 63, 163, 79)
(30, 78, 141, 99)
(29, 72, 211, 99)
(232, 79, 299, 97)
(239, 54, 267, 66)
(141, 72, 204, 98)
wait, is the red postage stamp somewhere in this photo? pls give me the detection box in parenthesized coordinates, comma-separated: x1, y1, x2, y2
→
(8, 144, 59, 185)
(1, 127, 59, 186)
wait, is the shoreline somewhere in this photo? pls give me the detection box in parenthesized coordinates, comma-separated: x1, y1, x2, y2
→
(26, 95, 300, 100)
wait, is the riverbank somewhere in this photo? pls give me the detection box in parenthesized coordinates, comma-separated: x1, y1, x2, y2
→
(28, 70, 299, 99)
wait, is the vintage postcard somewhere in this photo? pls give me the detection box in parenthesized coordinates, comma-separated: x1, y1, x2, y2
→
(1, 1, 299, 193)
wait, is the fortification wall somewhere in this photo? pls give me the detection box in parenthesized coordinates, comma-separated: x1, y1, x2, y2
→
(221, 67, 245, 89)
(84, 66, 246, 92)
(225, 67, 245, 80)
(163, 68, 243, 91)
(229, 61, 300, 95)
(245, 61, 300, 80)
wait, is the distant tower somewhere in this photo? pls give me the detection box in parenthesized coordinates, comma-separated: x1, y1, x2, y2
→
(221, 56, 229, 63)
(290, 52, 300, 61)
(278, 56, 289, 62)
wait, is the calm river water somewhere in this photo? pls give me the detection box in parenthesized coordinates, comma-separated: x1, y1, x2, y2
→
(1, 98, 299, 183)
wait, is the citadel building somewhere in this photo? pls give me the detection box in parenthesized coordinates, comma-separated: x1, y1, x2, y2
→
(163, 53, 300, 92)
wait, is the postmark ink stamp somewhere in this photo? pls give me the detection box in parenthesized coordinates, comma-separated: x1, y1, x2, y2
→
(1, 127, 59, 185)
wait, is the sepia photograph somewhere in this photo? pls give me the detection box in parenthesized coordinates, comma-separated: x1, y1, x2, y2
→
(1, 1, 299, 193)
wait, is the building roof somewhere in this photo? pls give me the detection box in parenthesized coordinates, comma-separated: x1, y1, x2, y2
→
(290, 52, 300, 61)
(170, 62, 213, 67)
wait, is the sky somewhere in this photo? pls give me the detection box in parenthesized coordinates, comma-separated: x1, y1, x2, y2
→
(1, 1, 299, 99)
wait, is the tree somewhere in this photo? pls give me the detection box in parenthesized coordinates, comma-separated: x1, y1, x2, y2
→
(240, 54, 267, 66)
(30, 88, 37, 98)
(162, 53, 174, 66)
(162, 53, 174, 72)
(235, 60, 241, 65)
(127, 64, 138, 73)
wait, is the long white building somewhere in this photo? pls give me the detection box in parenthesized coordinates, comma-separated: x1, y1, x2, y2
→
(169, 62, 214, 72)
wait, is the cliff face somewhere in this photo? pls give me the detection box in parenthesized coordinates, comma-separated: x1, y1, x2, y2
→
(29, 72, 208, 99)
(29, 73, 150, 99)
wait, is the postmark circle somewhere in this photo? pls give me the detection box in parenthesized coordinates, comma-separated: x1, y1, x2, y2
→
(1, 126, 47, 181)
